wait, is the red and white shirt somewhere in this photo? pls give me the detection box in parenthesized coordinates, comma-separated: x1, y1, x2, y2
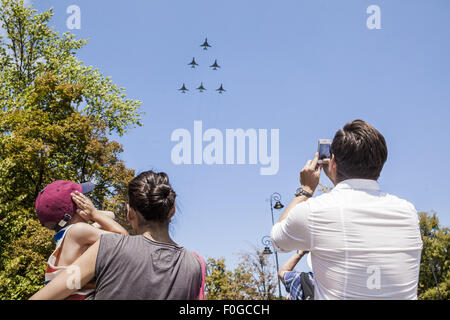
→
(45, 225, 95, 300)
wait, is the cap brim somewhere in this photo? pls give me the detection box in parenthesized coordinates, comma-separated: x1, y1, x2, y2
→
(80, 182, 95, 194)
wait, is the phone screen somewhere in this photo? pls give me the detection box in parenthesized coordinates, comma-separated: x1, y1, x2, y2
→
(318, 139, 331, 162)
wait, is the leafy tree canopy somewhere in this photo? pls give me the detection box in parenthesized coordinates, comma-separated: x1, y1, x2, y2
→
(0, 0, 140, 299)
(418, 212, 449, 300)
(205, 249, 277, 300)
(0, 0, 143, 136)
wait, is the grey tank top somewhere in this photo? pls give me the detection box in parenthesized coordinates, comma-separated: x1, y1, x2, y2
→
(90, 233, 202, 300)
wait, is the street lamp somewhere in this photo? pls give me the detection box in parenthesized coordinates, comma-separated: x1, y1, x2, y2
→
(260, 236, 274, 299)
(261, 235, 273, 255)
(269, 192, 284, 299)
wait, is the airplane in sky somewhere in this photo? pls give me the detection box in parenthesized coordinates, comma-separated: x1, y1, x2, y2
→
(216, 84, 226, 94)
(196, 83, 206, 92)
(201, 38, 211, 50)
(188, 57, 198, 68)
(210, 59, 220, 70)
(179, 83, 188, 93)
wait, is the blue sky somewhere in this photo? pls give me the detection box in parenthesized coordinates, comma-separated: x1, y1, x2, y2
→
(32, 0, 450, 280)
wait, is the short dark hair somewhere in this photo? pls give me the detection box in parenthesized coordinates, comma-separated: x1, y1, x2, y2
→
(331, 120, 387, 181)
(128, 171, 176, 223)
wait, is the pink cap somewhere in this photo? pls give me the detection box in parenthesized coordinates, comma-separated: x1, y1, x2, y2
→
(35, 180, 94, 225)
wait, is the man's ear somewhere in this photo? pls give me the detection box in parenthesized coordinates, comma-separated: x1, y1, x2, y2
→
(330, 154, 339, 184)
(330, 154, 336, 168)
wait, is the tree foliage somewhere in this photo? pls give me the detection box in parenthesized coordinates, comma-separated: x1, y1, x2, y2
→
(418, 212, 449, 300)
(0, 0, 143, 136)
(205, 248, 277, 300)
(236, 249, 278, 300)
(0, 0, 141, 299)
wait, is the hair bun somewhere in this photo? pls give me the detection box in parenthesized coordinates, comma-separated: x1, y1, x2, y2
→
(156, 184, 172, 199)
(128, 171, 176, 223)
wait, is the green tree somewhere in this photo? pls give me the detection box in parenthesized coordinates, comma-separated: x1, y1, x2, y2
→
(205, 257, 238, 300)
(205, 248, 277, 300)
(418, 212, 449, 300)
(0, 0, 142, 299)
(236, 249, 277, 300)
(0, 0, 142, 136)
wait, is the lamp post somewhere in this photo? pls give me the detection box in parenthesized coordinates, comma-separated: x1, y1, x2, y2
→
(260, 236, 273, 299)
(268, 192, 284, 299)
(261, 236, 273, 256)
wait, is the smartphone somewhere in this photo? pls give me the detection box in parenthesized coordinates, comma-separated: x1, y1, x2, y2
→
(318, 139, 331, 164)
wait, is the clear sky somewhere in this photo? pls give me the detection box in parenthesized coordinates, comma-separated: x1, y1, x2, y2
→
(32, 0, 450, 281)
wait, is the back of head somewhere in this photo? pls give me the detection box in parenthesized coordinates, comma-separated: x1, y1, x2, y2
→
(331, 120, 388, 181)
(128, 171, 176, 223)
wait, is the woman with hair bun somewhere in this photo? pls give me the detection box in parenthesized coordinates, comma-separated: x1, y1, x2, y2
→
(31, 171, 205, 300)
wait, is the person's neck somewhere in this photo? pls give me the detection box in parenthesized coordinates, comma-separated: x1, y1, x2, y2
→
(139, 223, 177, 247)
(335, 177, 377, 185)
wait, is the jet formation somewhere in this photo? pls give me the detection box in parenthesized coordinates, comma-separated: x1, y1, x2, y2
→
(179, 38, 226, 94)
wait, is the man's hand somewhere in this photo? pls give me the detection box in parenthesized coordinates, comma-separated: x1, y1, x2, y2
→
(300, 152, 322, 195)
(320, 157, 330, 179)
(71, 191, 98, 221)
(276, 153, 323, 225)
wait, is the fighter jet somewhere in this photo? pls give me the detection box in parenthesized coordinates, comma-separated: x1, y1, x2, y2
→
(188, 57, 198, 68)
(216, 84, 226, 94)
(200, 38, 211, 50)
(209, 59, 220, 70)
(196, 82, 206, 92)
(178, 83, 189, 93)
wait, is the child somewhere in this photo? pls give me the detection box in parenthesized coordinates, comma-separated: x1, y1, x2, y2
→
(278, 251, 314, 300)
(35, 180, 128, 300)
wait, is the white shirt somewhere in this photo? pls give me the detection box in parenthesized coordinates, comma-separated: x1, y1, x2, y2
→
(271, 179, 422, 300)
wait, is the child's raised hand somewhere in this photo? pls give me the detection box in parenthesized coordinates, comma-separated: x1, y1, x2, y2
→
(71, 191, 97, 221)
(76, 208, 90, 222)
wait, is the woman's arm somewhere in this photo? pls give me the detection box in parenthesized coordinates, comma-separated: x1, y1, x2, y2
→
(30, 240, 100, 300)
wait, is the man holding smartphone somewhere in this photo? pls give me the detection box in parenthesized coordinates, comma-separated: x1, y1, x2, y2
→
(271, 120, 422, 300)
